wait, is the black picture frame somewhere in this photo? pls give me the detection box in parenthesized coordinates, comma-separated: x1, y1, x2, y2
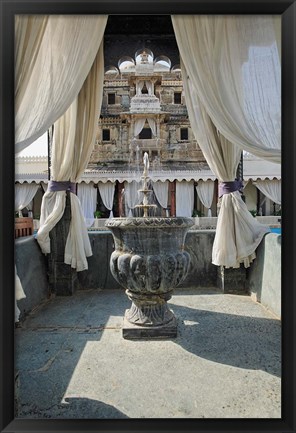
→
(1, 1, 295, 432)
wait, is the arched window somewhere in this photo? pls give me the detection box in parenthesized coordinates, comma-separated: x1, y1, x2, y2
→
(139, 127, 152, 139)
(142, 83, 148, 94)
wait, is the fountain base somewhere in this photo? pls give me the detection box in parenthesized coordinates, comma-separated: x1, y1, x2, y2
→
(123, 312, 177, 339)
(122, 289, 177, 339)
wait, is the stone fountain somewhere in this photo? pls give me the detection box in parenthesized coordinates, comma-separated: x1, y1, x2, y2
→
(105, 152, 193, 339)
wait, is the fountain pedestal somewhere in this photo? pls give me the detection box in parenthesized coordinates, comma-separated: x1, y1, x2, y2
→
(105, 217, 193, 339)
(123, 289, 177, 339)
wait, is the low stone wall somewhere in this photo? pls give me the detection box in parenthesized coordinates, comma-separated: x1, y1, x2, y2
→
(14, 231, 281, 320)
(247, 233, 281, 319)
(15, 231, 218, 320)
(194, 217, 218, 229)
(78, 231, 122, 290)
(256, 216, 281, 227)
(78, 230, 218, 290)
(180, 230, 217, 288)
(15, 236, 49, 321)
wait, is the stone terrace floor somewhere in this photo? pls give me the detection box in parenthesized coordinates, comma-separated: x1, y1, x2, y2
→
(15, 288, 281, 419)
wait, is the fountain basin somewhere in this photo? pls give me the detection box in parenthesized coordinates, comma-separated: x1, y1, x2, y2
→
(105, 216, 193, 339)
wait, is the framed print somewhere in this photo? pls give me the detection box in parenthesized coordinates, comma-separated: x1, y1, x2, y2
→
(1, 1, 295, 432)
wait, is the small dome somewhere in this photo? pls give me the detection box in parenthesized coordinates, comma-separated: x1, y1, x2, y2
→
(154, 55, 171, 71)
(171, 64, 182, 73)
(118, 56, 135, 72)
(104, 65, 119, 79)
(135, 48, 154, 64)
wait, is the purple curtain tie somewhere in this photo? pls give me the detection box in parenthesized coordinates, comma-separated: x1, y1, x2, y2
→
(47, 180, 76, 194)
(218, 180, 243, 198)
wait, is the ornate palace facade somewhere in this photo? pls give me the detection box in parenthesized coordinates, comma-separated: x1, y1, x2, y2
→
(86, 48, 216, 217)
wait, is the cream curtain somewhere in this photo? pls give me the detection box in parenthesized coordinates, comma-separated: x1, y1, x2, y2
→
(136, 80, 145, 95)
(77, 182, 97, 228)
(181, 67, 269, 268)
(37, 41, 105, 272)
(134, 118, 156, 137)
(98, 182, 115, 218)
(172, 15, 281, 163)
(172, 15, 279, 268)
(196, 180, 215, 217)
(152, 181, 169, 209)
(145, 80, 153, 95)
(176, 181, 194, 217)
(147, 118, 157, 136)
(40, 182, 48, 193)
(124, 181, 142, 216)
(15, 183, 39, 212)
(15, 16, 49, 112)
(134, 118, 147, 137)
(255, 179, 281, 205)
(15, 15, 108, 152)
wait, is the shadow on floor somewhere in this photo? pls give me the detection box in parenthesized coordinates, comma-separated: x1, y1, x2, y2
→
(170, 303, 281, 378)
(19, 397, 129, 419)
(19, 289, 129, 337)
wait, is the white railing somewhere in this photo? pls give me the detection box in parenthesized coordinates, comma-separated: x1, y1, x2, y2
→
(192, 217, 218, 229)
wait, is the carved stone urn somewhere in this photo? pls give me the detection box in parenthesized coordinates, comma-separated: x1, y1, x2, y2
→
(105, 216, 193, 339)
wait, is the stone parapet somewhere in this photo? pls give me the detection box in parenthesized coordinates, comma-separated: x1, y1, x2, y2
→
(15, 231, 281, 320)
(256, 216, 281, 227)
(15, 236, 49, 321)
(247, 233, 281, 319)
(131, 138, 165, 150)
(130, 95, 161, 113)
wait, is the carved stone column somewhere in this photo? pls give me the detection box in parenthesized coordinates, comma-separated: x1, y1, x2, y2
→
(129, 118, 135, 145)
(156, 114, 160, 140)
(48, 191, 80, 296)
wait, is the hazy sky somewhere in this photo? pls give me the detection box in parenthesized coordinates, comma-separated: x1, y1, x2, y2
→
(17, 133, 48, 157)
